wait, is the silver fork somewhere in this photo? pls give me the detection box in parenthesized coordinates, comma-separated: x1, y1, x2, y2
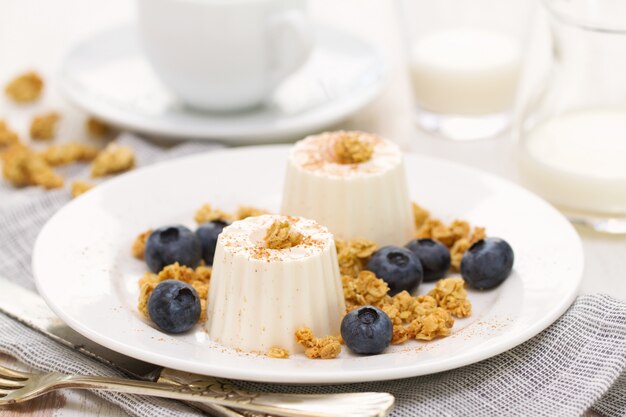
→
(0, 364, 394, 417)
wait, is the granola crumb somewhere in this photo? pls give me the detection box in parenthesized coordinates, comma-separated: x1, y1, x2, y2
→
(2, 143, 63, 189)
(132, 229, 153, 260)
(333, 131, 374, 164)
(5, 71, 44, 103)
(235, 205, 270, 220)
(342, 270, 389, 310)
(267, 347, 289, 359)
(412, 202, 430, 229)
(0, 120, 20, 147)
(41, 142, 98, 166)
(70, 180, 94, 198)
(194, 203, 234, 224)
(137, 262, 211, 321)
(428, 277, 472, 318)
(336, 238, 377, 277)
(30, 112, 60, 141)
(91, 144, 135, 177)
(86, 117, 110, 137)
(295, 327, 342, 359)
(264, 220, 302, 250)
(406, 307, 454, 341)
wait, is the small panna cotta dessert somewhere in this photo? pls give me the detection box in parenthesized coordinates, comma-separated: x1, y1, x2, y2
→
(206, 214, 345, 353)
(281, 131, 415, 246)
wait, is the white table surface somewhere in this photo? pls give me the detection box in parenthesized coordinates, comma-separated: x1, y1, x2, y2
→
(0, 0, 622, 416)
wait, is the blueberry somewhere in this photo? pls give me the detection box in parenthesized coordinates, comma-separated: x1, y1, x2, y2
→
(196, 221, 228, 265)
(461, 237, 514, 290)
(405, 238, 451, 282)
(341, 306, 392, 355)
(145, 225, 201, 273)
(366, 246, 423, 296)
(148, 280, 201, 333)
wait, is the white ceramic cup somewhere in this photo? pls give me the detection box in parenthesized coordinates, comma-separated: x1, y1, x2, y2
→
(136, 0, 313, 112)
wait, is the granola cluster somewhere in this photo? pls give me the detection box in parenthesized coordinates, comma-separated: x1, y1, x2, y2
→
(138, 262, 211, 321)
(267, 347, 290, 359)
(30, 112, 60, 141)
(2, 143, 64, 189)
(132, 229, 153, 260)
(91, 144, 135, 177)
(333, 131, 374, 164)
(194, 203, 234, 224)
(264, 220, 303, 250)
(41, 143, 98, 166)
(412, 202, 486, 271)
(5, 71, 43, 103)
(86, 117, 110, 137)
(70, 180, 94, 198)
(295, 327, 342, 359)
(336, 238, 377, 277)
(0, 120, 20, 147)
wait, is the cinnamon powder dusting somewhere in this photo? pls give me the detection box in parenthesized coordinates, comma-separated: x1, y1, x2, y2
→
(264, 220, 303, 250)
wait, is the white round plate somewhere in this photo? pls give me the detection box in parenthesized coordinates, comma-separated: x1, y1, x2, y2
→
(33, 147, 583, 384)
(59, 24, 386, 144)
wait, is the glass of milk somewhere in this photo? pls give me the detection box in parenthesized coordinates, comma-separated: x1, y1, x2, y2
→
(397, 0, 530, 140)
(517, 0, 626, 233)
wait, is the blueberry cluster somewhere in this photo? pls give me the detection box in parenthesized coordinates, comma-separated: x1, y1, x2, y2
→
(142, 221, 228, 333)
(340, 236, 514, 355)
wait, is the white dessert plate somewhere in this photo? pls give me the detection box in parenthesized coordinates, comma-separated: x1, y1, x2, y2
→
(33, 146, 583, 384)
(59, 24, 386, 144)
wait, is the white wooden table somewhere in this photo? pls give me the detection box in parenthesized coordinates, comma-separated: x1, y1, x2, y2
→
(0, 0, 622, 415)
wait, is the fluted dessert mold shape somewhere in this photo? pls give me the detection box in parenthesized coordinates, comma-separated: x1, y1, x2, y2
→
(281, 131, 416, 246)
(206, 215, 345, 353)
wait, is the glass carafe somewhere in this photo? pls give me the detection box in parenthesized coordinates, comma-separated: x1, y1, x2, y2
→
(517, 0, 626, 233)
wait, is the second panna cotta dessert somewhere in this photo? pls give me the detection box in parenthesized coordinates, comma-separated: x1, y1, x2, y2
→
(281, 131, 415, 246)
(206, 214, 345, 353)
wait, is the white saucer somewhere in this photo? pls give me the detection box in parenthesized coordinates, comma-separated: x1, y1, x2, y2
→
(33, 146, 584, 384)
(59, 24, 387, 144)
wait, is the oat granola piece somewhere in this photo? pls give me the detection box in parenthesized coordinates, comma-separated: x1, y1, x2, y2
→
(137, 262, 211, 321)
(336, 238, 377, 277)
(235, 205, 270, 220)
(194, 203, 234, 224)
(2, 143, 63, 189)
(0, 120, 19, 147)
(30, 112, 60, 141)
(470, 227, 486, 244)
(86, 117, 109, 137)
(264, 220, 302, 250)
(5, 71, 44, 103)
(91, 144, 135, 177)
(295, 327, 342, 359)
(428, 277, 472, 318)
(333, 131, 374, 164)
(406, 307, 454, 341)
(41, 142, 99, 166)
(132, 229, 153, 260)
(70, 180, 94, 198)
(267, 347, 290, 359)
(412, 202, 430, 229)
(391, 325, 408, 345)
(342, 271, 389, 310)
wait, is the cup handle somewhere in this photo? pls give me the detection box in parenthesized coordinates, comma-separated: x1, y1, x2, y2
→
(268, 10, 314, 88)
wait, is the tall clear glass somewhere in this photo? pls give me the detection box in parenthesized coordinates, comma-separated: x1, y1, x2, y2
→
(517, 0, 626, 233)
(396, 0, 530, 141)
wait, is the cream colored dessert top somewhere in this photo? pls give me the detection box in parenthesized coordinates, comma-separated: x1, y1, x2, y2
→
(218, 214, 333, 262)
(289, 131, 403, 178)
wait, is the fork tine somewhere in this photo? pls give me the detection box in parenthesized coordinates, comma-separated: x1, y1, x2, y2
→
(0, 377, 26, 388)
(0, 388, 16, 396)
(0, 364, 29, 380)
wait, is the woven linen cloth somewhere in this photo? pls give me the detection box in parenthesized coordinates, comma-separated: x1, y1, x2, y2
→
(1, 134, 626, 417)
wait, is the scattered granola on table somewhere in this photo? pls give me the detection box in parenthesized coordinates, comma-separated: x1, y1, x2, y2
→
(91, 143, 135, 177)
(5, 71, 44, 103)
(70, 180, 94, 198)
(86, 117, 110, 137)
(267, 347, 290, 359)
(0, 120, 20, 147)
(295, 327, 342, 359)
(2, 143, 63, 189)
(30, 112, 60, 140)
(40, 142, 98, 166)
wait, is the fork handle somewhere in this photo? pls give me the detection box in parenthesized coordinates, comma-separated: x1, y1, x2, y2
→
(56, 375, 394, 417)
